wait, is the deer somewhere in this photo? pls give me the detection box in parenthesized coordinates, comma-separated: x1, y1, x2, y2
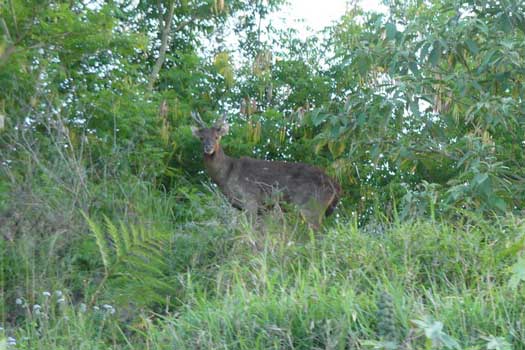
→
(191, 112, 341, 229)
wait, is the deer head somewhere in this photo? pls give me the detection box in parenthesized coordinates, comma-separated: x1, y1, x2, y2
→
(191, 112, 229, 155)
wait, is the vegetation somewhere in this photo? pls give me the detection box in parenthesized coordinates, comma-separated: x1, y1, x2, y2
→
(1, 0, 524, 348)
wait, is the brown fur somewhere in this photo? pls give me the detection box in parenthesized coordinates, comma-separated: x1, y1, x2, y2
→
(192, 118, 341, 229)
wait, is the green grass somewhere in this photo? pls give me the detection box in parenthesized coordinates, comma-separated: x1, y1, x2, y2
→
(2, 180, 524, 349)
(143, 219, 523, 349)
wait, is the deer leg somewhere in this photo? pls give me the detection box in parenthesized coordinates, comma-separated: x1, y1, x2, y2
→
(244, 199, 259, 226)
(299, 207, 322, 230)
(299, 195, 330, 230)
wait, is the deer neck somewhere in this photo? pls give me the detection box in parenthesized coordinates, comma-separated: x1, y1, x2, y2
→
(203, 145, 233, 186)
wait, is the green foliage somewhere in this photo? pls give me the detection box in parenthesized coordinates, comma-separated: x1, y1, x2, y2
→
(3, 174, 525, 348)
(83, 214, 175, 308)
(509, 256, 525, 290)
(3, 0, 525, 349)
(290, 0, 525, 219)
(8, 290, 125, 350)
(135, 218, 525, 349)
(412, 316, 461, 349)
(376, 292, 396, 341)
(482, 336, 513, 350)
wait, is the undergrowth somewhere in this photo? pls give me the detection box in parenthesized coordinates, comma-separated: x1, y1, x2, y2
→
(1, 177, 524, 349)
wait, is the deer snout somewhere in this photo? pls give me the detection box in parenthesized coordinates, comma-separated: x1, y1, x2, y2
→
(203, 141, 216, 155)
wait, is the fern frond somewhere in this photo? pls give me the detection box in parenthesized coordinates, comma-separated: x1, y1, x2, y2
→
(104, 216, 126, 258)
(125, 254, 166, 277)
(83, 213, 175, 308)
(130, 224, 143, 243)
(135, 241, 168, 262)
(82, 212, 111, 271)
(119, 221, 132, 254)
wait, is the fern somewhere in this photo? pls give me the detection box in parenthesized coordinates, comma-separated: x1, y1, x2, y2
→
(82, 212, 110, 272)
(83, 213, 174, 309)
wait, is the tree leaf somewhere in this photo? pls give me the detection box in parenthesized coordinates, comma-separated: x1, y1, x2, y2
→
(385, 22, 397, 40)
(498, 13, 512, 33)
(429, 41, 441, 66)
(465, 39, 479, 55)
(408, 61, 419, 77)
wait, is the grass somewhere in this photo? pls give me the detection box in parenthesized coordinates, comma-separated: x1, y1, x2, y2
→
(147, 220, 523, 349)
(1, 177, 524, 349)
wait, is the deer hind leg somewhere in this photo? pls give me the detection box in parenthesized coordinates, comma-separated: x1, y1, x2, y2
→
(299, 199, 325, 230)
(299, 208, 322, 230)
(243, 197, 260, 227)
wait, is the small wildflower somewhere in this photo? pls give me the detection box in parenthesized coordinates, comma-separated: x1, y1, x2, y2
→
(55, 290, 63, 297)
(93, 306, 100, 311)
(57, 297, 65, 304)
(102, 304, 116, 314)
(79, 303, 87, 313)
(7, 336, 16, 346)
(0, 326, 3, 331)
(15, 298, 22, 305)
(42, 291, 51, 297)
(33, 304, 41, 311)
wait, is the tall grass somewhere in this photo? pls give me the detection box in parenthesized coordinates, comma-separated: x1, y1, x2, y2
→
(142, 218, 524, 349)
(2, 172, 524, 349)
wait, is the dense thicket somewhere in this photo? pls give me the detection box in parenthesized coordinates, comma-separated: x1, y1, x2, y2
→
(2, 0, 524, 218)
(1, 0, 525, 348)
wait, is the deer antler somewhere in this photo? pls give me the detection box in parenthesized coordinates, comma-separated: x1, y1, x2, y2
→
(214, 112, 227, 128)
(191, 111, 207, 127)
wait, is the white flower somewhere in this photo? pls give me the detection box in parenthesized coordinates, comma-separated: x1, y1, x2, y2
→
(93, 306, 100, 311)
(57, 297, 65, 304)
(33, 304, 42, 315)
(79, 303, 87, 313)
(42, 291, 51, 297)
(55, 290, 63, 297)
(102, 304, 116, 314)
(15, 298, 22, 305)
(7, 336, 16, 345)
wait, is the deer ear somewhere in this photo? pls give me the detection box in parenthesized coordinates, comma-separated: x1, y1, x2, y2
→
(191, 126, 201, 138)
(216, 121, 229, 136)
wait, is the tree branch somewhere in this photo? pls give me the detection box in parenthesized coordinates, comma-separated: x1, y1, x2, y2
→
(147, 1, 176, 91)
(0, 17, 13, 42)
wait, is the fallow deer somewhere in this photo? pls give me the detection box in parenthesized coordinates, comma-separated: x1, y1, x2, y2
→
(191, 112, 341, 229)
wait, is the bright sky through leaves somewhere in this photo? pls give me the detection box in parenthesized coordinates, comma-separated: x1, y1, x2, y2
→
(280, 0, 387, 35)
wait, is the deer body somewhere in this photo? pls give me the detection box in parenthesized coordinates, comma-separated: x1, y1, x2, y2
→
(192, 115, 341, 229)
